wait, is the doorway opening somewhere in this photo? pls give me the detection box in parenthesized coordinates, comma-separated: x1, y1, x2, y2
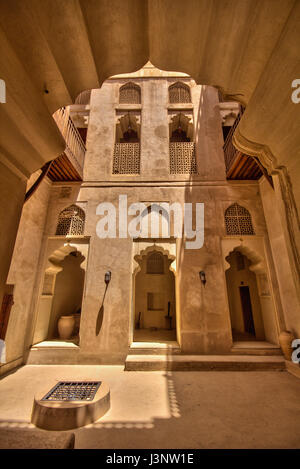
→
(33, 246, 85, 346)
(239, 286, 255, 337)
(225, 250, 265, 342)
(46, 251, 85, 343)
(133, 248, 176, 344)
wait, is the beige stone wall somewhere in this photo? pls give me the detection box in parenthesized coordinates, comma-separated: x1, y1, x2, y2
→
(3, 73, 295, 365)
(259, 177, 300, 337)
(0, 160, 26, 308)
(3, 174, 51, 367)
(84, 79, 226, 183)
(44, 180, 274, 357)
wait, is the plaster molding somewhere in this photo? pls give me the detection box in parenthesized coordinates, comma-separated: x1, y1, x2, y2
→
(46, 243, 86, 274)
(222, 237, 267, 274)
(133, 244, 176, 276)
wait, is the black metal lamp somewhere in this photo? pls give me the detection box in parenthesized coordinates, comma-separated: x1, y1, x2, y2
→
(199, 271, 206, 286)
(105, 271, 111, 285)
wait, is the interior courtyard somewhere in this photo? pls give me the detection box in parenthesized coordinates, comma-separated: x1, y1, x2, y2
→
(0, 0, 300, 450)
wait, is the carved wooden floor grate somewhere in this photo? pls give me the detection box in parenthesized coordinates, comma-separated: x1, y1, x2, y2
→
(42, 381, 101, 401)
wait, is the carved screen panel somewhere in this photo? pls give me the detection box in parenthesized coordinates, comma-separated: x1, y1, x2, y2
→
(169, 142, 197, 174)
(113, 143, 140, 174)
(119, 83, 141, 104)
(147, 252, 164, 274)
(169, 82, 191, 103)
(56, 205, 85, 236)
(225, 203, 254, 235)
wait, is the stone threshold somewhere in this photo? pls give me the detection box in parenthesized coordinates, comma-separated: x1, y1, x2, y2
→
(31, 340, 79, 349)
(230, 341, 282, 356)
(129, 341, 181, 355)
(125, 354, 285, 371)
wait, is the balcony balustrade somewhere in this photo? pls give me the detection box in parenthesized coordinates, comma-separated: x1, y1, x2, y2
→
(51, 106, 86, 181)
(223, 110, 265, 181)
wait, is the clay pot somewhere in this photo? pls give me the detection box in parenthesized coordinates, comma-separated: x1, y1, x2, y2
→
(58, 315, 75, 340)
(279, 331, 294, 360)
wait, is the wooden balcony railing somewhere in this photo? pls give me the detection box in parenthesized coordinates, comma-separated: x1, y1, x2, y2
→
(223, 109, 243, 172)
(223, 109, 273, 184)
(52, 106, 86, 180)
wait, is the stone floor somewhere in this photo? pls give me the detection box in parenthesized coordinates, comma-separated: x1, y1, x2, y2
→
(0, 365, 300, 448)
(133, 328, 177, 342)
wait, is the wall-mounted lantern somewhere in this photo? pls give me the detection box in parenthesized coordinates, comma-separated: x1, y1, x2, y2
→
(199, 271, 206, 286)
(105, 271, 111, 285)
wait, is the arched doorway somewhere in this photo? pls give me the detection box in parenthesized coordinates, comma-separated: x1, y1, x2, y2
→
(32, 244, 86, 346)
(47, 251, 85, 341)
(225, 250, 265, 341)
(133, 248, 176, 343)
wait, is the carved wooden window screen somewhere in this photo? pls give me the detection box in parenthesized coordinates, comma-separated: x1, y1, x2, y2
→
(169, 142, 197, 174)
(56, 205, 85, 236)
(169, 82, 191, 103)
(119, 83, 141, 104)
(113, 143, 140, 174)
(147, 252, 164, 274)
(225, 203, 254, 235)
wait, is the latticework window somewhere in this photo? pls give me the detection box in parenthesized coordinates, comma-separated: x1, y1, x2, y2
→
(147, 252, 164, 274)
(169, 142, 197, 174)
(169, 82, 191, 103)
(113, 143, 140, 174)
(225, 203, 254, 235)
(119, 83, 141, 104)
(56, 205, 85, 236)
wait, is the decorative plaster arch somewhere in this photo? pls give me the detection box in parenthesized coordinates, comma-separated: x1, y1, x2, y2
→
(32, 241, 87, 345)
(222, 238, 266, 274)
(169, 112, 193, 141)
(222, 236, 282, 342)
(46, 243, 86, 275)
(133, 244, 176, 276)
(116, 113, 141, 142)
(222, 111, 238, 127)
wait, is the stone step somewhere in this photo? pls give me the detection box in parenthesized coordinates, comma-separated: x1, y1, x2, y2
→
(125, 354, 286, 371)
(230, 346, 282, 356)
(128, 342, 181, 355)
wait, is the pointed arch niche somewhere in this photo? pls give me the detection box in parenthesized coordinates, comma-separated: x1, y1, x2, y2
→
(221, 237, 282, 345)
(131, 241, 179, 345)
(32, 238, 89, 347)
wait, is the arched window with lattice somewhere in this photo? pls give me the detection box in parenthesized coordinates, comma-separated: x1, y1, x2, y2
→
(56, 205, 85, 236)
(225, 203, 255, 235)
(169, 82, 191, 103)
(147, 252, 164, 274)
(119, 82, 141, 104)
